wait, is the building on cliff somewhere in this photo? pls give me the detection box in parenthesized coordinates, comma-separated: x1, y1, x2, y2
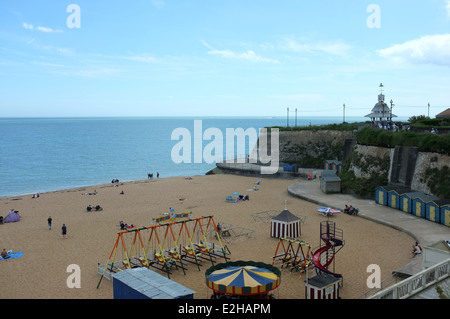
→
(365, 83, 397, 123)
(436, 108, 450, 118)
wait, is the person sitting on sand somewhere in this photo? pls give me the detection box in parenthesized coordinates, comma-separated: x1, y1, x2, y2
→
(344, 205, 355, 215)
(413, 242, 423, 257)
(1, 249, 10, 259)
(120, 221, 125, 230)
(86, 205, 92, 212)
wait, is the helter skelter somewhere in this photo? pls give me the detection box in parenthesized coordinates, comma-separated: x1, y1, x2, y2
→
(97, 215, 230, 288)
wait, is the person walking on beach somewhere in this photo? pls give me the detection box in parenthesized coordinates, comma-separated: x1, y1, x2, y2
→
(62, 224, 67, 238)
(48, 216, 52, 230)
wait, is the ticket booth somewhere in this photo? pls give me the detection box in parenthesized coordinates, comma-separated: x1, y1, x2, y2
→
(305, 273, 341, 299)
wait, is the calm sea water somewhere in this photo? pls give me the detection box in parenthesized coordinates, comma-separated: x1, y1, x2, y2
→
(0, 116, 370, 197)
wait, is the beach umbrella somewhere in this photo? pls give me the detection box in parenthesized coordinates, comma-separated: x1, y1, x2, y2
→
(206, 261, 281, 296)
(317, 207, 341, 216)
(232, 192, 240, 195)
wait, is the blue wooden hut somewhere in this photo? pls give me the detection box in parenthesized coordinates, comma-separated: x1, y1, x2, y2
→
(324, 160, 342, 175)
(399, 192, 423, 214)
(399, 193, 413, 213)
(375, 186, 388, 206)
(437, 200, 450, 227)
(425, 200, 441, 224)
(411, 193, 439, 219)
(386, 186, 411, 210)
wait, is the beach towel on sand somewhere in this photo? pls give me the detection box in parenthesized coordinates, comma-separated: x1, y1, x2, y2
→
(0, 251, 23, 260)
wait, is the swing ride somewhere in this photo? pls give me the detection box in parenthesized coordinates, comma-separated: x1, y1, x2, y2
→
(271, 237, 314, 276)
(97, 215, 231, 288)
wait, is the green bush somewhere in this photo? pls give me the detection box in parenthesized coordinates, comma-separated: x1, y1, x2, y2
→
(425, 166, 450, 199)
(356, 127, 450, 154)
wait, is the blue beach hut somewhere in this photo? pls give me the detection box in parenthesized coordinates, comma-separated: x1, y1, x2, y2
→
(438, 200, 450, 227)
(375, 186, 388, 206)
(324, 160, 342, 175)
(399, 193, 414, 213)
(425, 200, 441, 224)
(411, 193, 439, 219)
(386, 186, 410, 210)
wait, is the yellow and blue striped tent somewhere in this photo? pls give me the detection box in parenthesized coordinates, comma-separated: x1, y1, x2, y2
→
(205, 261, 281, 296)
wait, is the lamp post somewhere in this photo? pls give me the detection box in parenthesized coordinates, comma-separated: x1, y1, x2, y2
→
(390, 99, 394, 122)
(343, 103, 345, 123)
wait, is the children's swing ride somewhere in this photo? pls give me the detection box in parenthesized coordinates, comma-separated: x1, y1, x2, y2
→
(97, 214, 230, 288)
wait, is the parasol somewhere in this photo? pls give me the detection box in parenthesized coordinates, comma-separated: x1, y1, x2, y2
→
(317, 207, 341, 216)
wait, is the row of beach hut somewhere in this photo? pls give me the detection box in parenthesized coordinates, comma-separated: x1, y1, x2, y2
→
(375, 185, 450, 227)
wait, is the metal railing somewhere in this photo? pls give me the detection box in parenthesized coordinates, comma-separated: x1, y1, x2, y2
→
(368, 258, 450, 299)
(356, 274, 401, 299)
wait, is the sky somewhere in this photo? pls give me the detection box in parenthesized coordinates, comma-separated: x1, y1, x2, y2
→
(1, 0, 450, 118)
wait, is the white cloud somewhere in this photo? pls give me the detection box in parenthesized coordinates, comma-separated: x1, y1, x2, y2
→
(207, 49, 279, 63)
(283, 37, 351, 56)
(446, 0, 450, 17)
(377, 34, 450, 66)
(22, 22, 62, 33)
(22, 22, 33, 30)
(201, 40, 280, 63)
(124, 54, 159, 63)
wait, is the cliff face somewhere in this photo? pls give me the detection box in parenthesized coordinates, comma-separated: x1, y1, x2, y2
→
(278, 130, 354, 167)
(276, 130, 450, 198)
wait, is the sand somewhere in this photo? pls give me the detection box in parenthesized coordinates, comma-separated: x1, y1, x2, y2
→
(0, 174, 414, 299)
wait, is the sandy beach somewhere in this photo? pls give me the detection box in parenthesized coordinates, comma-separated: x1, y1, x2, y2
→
(0, 174, 414, 299)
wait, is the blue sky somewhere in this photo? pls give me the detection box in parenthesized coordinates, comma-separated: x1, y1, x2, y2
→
(1, 0, 450, 118)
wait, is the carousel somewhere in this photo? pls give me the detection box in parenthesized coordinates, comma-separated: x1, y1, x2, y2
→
(205, 261, 281, 299)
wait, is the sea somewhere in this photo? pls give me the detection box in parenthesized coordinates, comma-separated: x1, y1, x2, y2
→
(0, 116, 376, 198)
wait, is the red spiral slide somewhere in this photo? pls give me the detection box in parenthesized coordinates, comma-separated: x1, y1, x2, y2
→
(311, 235, 343, 278)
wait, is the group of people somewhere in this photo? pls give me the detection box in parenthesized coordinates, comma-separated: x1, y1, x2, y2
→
(86, 205, 102, 212)
(47, 216, 67, 238)
(119, 221, 134, 230)
(373, 121, 410, 132)
(147, 172, 159, 179)
(344, 205, 358, 216)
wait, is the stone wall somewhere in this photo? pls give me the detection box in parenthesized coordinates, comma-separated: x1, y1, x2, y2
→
(277, 130, 354, 166)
